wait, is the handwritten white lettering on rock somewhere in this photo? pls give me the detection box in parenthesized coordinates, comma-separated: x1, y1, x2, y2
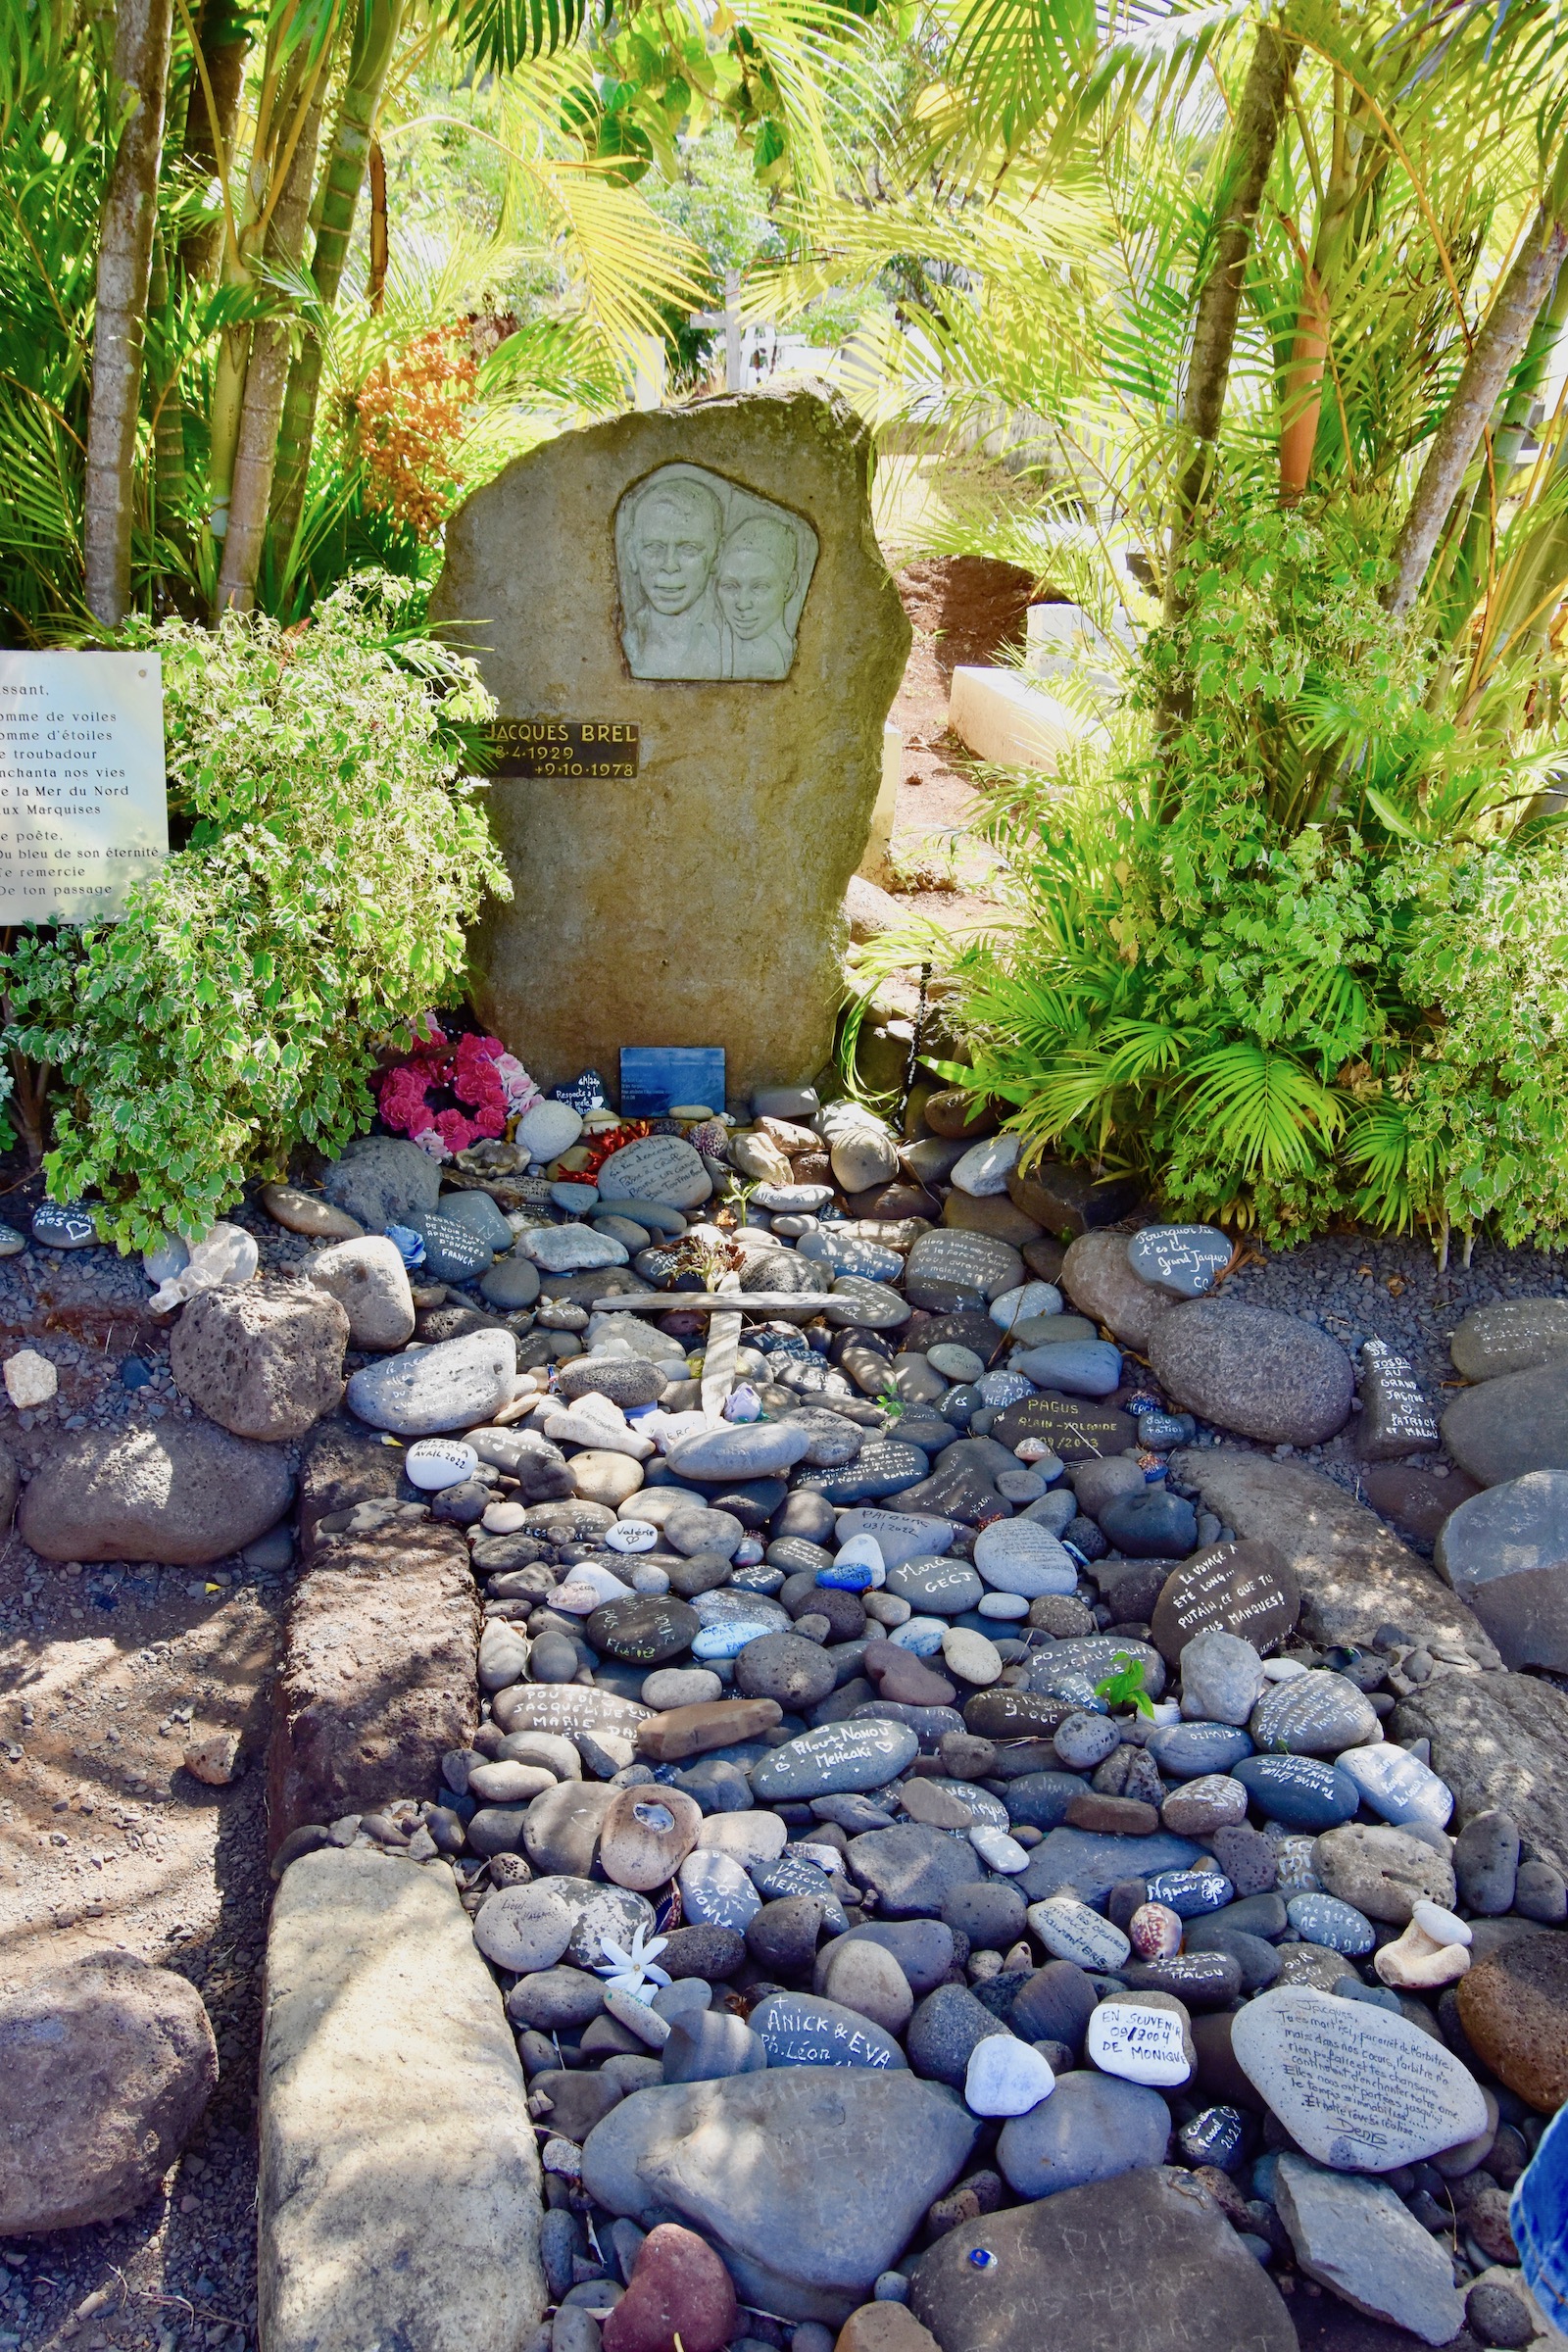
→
(0, 651, 168, 920)
(1231, 1986, 1487, 2171)
(1086, 2003, 1191, 2086)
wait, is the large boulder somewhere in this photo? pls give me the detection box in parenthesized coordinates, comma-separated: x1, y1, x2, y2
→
(320, 1135, 442, 1235)
(1059, 1232, 1174, 1350)
(1442, 1362, 1568, 1487)
(430, 388, 910, 1098)
(259, 1848, 544, 2352)
(0, 1952, 217, 2230)
(581, 2070, 978, 2322)
(1394, 1669, 1568, 1880)
(1435, 1471, 1568, 1672)
(267, 1525, 479, 1852)
(346, 1328, 517, 1437)
(306, 1236, 416, 1350)
(907, 2168, 1297, 2352)
(1149, 1300, 1352, 1446)
(21, 1420, 295, 1565)
(1169, 1446, 1499, 1661)
(169, 1277, 349, 1441)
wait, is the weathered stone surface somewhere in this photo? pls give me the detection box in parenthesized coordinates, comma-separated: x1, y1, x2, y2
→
(1231, 1986, 1486, 2171)
(1435, 1471, 1568, 1671)
(1451, 1298, 1568, 1382)
(1443, 1362, 1568, 1487)
(267, 1525, 479, 1853)
(306, 1236, 416, 1350)
(321, 1135, 442, 1234)
(1169, 1446, 1500, 1661)
(581, 2070, 978, 2322)
(1456, 1931, 1568, 2113)
(1149, 1301, 1352, 1446)
(346, 1328, 517, 1437)
(1272, 2153, 1465, 2345)
(1059, 1231, 1175, 1350)
(259, 1848, 543, 2352)
(169, 1275, 348, 1441)
(1393, 1668, 1568, 1878)
(432, 389, 909, 1097)
(908, 2167, 1297, 2352)
(296, 1413, 404, 1553)
(22, 1420, 295, 1565)
(0, 1953, 217, 2230)
(1149, 1540, 1299, 1665)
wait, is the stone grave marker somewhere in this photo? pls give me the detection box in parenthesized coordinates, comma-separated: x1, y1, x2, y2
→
(992, 1394, 1135, 1460)
(491, 1684, 650, 1740)
(1127, 1225, 1232, 1298)
(1357, 1339, 1439, 1461)
(1231, 1985, 1488, 2171)
(750, 1718, 919, 1800)
(1148, 1540, 1300, 1666)
(0, 650, 168, 919)
(431, 387, 910, 1097)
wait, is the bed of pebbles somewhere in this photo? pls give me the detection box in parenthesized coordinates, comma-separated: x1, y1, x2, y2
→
(255, 1083, 1568, 2352)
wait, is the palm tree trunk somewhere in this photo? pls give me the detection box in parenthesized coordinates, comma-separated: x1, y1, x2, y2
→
(269, 0, 405, 569)
(178, 1, 250, 282)
(1385, 202, 1568, 619)
(147, 222, 188, 536)
(215, 83, 327, 612)
(83, 0, 175, 628)
(1164, 21, 1298, 620)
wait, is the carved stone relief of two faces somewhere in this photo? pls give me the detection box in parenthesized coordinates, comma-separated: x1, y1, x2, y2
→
(615, 464, 819, 682)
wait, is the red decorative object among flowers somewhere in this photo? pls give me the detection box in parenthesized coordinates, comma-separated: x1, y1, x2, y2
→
(377, 1020, 541, 1160)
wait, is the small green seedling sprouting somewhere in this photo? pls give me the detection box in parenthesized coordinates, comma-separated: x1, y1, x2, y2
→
(1094, 1652, 1155, 1718)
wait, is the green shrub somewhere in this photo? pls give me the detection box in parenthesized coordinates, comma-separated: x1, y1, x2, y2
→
(919, 508, 1568, 1251)
(2, 575, 510, 1251)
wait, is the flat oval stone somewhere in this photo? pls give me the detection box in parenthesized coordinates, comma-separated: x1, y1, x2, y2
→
(1146, 1722, 1253, 1781)
(1010, 1340, 1123, 1398)
(1286, 1892, 1375, 1955)
(886, 1559, 984, 1616)
(1148, 1299, 1354, 1447)
(1231, 1984, 1488, 2171)
(835, 1508, 956, 1567)
(1127, 1225, 1232, 1298)
(597, 1135, 713, 1209)
(1086, 1999, 1193, 2086)
(750, 1990, 906, 2070)
(972, 1520, 1077, 1597)
(677, 1847, 762, 1931)
(1250, 1672, 1381, 1757)
(405, 1436, 481, 1492)
(1150, 1540, 1300, 1666)
(1145, 1868, 1234, 1918)
(1336, 1742, 1453, 1830)
(473, 1883, 576, 1973)
(1232, 1753, 1360, 1831)
(1027, 1895, 1131, 1972)
(800, 1442, 931, 1503)
(825, 1278, 911, 1331)
(992, 1394, 1137, 1462)
(751, 1719, 920, 1800)
(586, 1593, 701, 1664)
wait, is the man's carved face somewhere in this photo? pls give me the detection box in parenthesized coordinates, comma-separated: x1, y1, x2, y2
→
(628, 485, 721, 615)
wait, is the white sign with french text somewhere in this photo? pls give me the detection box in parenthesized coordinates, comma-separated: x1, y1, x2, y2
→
(0, 651, 167, 921)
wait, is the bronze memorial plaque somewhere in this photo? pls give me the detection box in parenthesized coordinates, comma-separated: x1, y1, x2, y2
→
(481, 720, 640, 778)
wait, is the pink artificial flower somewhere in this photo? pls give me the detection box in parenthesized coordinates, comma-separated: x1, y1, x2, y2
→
(495, 1053, 540, 1115)
(379, 1064, 436, 1137)
(433, 1107, 478, 1152)
(412, 1127, 451, 1162)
